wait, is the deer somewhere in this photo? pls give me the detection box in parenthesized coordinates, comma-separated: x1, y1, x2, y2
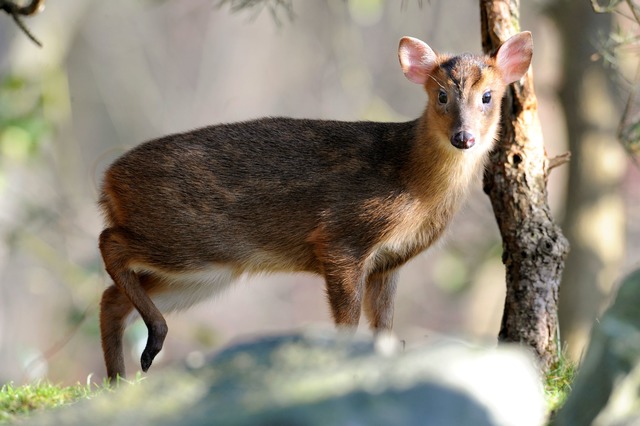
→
(98, 32, 533, 380)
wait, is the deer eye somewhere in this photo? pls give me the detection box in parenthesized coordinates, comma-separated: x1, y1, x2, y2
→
(438, 89, 448, 104)
(482, 91, 492, 104)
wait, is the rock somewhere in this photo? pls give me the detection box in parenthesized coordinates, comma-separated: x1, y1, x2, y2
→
(554, 268, 640, 426)
(30, 329, 544, 426)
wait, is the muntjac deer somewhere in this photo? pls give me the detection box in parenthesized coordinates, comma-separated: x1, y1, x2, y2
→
(98, 32, 533, 380)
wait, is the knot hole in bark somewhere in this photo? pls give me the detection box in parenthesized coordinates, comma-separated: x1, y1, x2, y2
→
(510, 152, 522, 166)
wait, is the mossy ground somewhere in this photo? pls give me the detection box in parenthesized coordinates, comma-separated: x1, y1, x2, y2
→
(0, 381, 94, 423)
(0, 374, 144, 423)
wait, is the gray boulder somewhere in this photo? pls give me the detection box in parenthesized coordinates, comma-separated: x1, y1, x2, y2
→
(30, 329, 544, 426)
(555, 268, 640, 426)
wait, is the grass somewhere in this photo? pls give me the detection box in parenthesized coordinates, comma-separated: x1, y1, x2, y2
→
(0, 381, 93, 423)
(0, 379, 100, 423)
(544, 355, 577, 418)
(0, 374, 146, 423)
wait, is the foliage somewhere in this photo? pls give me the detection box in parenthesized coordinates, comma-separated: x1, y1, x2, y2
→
(0, 75, 50, 166)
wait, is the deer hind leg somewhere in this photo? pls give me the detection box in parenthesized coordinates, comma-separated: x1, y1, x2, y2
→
(99, 228, 168, 377)
(363, 270, 398, 331)
(100, 284, 133, 380)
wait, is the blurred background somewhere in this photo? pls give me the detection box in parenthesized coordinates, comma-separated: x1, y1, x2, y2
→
(0, 0, 638, 384)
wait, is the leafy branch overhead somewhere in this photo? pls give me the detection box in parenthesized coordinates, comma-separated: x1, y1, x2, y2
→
(591, 0, 640, 158)
(0, 0, 46, 47)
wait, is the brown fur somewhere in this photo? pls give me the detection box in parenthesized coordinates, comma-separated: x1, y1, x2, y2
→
(98, 33, 532, 379)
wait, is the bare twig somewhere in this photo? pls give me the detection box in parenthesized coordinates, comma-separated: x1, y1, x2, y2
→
(618, 61, 640, 167)
(592, 0, 640, 23)
(216, 0, 294, 25)
(546, 152, 572, 174)
(401, 0, 426, 10)
(626, 0, 640, 23)
(0, 0, 46, 47)
(590, 0, 624, 14)
(21, 304, 95, 382)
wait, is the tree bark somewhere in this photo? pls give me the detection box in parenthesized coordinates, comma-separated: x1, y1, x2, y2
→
(479, 0, 570, 370)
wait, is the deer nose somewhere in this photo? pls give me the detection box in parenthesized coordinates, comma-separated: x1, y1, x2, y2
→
(451, 131, 476, 149)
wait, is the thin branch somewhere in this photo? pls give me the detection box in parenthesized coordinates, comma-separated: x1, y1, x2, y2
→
(21, 304, 95, 382)
(591, 0, 625, 14)
(401, 0, 426, 10)
(626, 0, 640, 23)
(0, 0, 46, 47)
(618, 60, 640, 167)
(592, 0, 640, 23)
(216, 0, 294, 25)
(10, 12, 41, 46)
(546, 152, 571, 174)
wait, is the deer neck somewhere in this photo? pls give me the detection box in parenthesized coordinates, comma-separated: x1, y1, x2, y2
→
(405, 116, 490, 212)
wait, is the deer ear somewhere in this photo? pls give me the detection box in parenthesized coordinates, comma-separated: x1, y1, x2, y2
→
(494, 31, 533, 84)
(398, 37, 437, 85)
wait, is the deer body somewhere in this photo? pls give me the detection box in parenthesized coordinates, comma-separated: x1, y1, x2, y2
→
(98, 33, 533, 379)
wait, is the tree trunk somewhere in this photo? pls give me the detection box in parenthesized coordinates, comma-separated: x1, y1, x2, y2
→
(479, 0, 570, 370)
(549, 0, 625, 364)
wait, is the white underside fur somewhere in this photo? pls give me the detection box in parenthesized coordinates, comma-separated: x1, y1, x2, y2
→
(126, 264, 240, 324)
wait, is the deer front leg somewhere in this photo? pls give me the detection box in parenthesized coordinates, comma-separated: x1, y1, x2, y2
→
(323, 261, 366, 329)
(363, 270, 399, 331)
